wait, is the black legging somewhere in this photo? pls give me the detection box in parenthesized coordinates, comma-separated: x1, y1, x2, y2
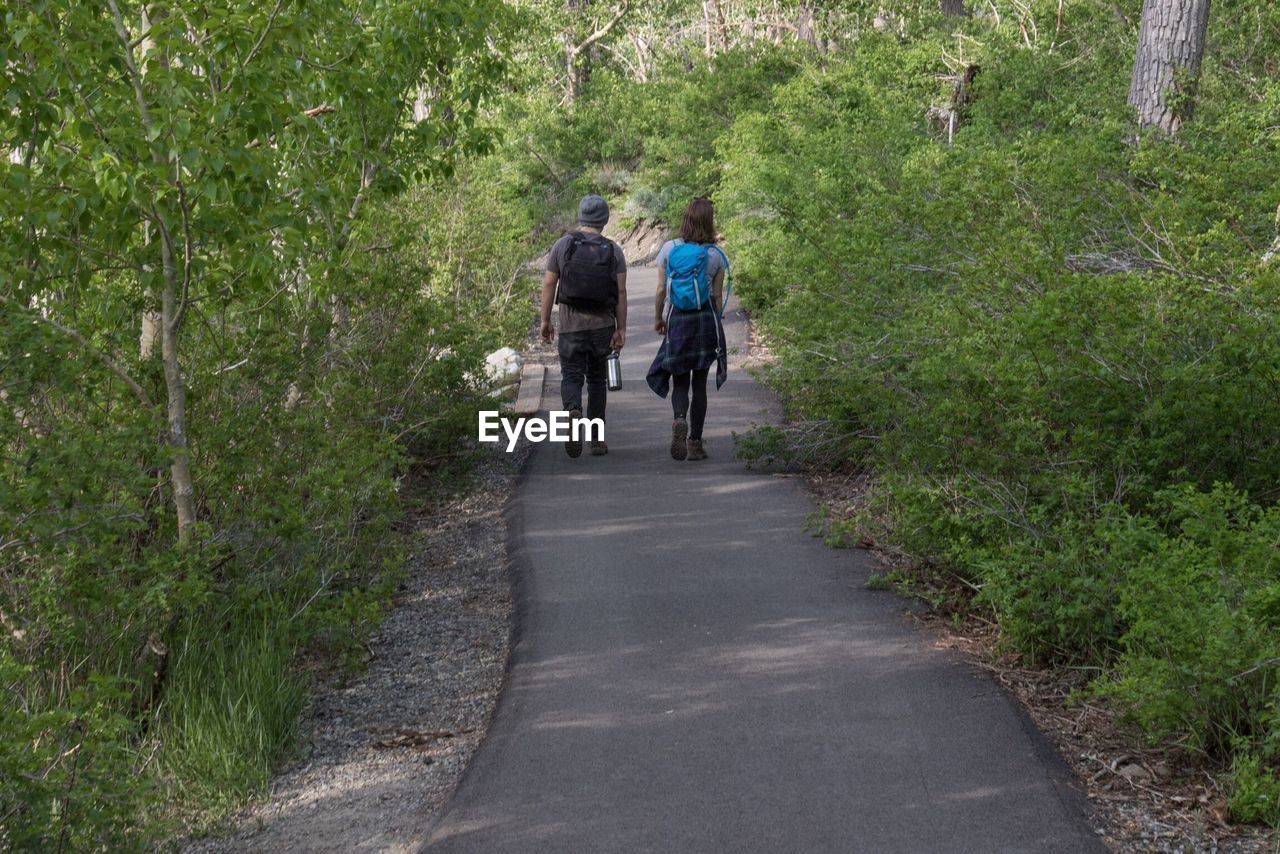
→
(671, 367, 710, 440)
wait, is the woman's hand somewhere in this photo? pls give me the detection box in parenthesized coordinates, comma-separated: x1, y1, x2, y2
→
(654, 318, 666, 335)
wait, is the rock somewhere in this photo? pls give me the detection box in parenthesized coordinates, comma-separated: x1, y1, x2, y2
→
(484, 347, 522, 385)
(1117, 763, 1152, 783)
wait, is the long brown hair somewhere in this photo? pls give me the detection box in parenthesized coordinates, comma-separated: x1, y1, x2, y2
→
(678, 197, 716, 245)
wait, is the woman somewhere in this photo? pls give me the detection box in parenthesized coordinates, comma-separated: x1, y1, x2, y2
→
(646, 198, 729, 461)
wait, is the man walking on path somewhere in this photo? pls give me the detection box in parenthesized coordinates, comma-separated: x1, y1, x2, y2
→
(540, 194, 628, 457)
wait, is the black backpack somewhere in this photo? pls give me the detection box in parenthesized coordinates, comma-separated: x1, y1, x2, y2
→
(556, 232, 618, 309)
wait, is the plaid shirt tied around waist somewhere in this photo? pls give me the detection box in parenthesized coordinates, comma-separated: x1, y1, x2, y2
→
(646, 305, 728, 398)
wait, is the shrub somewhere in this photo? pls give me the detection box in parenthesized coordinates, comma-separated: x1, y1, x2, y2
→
(1103, 485, 1280, 758)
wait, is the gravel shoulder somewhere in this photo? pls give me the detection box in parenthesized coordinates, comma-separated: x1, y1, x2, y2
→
(188, 445, 525, 853)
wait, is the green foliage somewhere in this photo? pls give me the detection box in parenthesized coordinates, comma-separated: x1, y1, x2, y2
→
(1, 0, 534, 845)
(1102, 486, 1280, 756)
(1229, 752, 1280, 828)
(0, 653, 153, 849)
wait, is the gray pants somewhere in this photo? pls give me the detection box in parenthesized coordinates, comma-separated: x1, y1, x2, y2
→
(558, 327, 613, 420)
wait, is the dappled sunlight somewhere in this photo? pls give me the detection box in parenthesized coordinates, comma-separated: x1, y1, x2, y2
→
(531, 711, 621, 731)
(942, 785, 1006, 802)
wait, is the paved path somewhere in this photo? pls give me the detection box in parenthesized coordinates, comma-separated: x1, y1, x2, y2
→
(426, 267, 1100, 853)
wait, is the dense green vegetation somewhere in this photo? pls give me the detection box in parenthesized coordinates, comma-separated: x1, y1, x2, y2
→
(5, 0, 1279, 844)
(0, 1, 547, 845)
(497, 0, 1280, 827)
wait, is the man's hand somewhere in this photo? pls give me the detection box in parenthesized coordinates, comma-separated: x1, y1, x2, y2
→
(654, 318, 666, 335)
(610, 328, 626, 351)
(540, 319, 555, 343)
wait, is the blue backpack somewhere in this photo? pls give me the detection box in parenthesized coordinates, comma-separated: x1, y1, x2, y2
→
(665, 240, 730, 315)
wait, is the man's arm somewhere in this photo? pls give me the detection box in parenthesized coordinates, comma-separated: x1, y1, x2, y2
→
(540, 269, 557, 342)
(611, 272, 627, 351)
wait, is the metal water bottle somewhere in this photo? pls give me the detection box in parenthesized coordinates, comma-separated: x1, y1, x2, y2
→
(606, 350, 622, 391)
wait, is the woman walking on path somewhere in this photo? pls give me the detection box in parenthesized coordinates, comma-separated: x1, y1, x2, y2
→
(647, 198, 729, 461)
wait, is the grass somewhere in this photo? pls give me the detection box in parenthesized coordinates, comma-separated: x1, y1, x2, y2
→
(154, 604, 306, 827)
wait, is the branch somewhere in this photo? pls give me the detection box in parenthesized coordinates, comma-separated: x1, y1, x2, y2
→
(572, 0, 631, 57)
(243, 0, 285, 68)
(335, 164, 378, 254)
(105, 0, 158, 142)
(0, 294, 154, 408)
(172, 175, 194, 332)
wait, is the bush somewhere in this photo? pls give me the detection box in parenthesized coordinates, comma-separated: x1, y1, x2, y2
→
(699, 2, 1280, 811)
(1103, 485, 1280, 758)
(1229, 753, 1280, 828)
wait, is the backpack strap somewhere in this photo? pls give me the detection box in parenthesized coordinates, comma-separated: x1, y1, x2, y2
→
(708, 244, 731, 319)
(562, 231, 616, 273)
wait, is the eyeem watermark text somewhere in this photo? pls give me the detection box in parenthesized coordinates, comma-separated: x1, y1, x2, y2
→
(478, 410, 604, 452)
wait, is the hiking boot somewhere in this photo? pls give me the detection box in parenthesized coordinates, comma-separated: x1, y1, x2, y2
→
(687, 438, 707, 461)
(565, 408, 583, 458)
(589, 440, 608, 456)
(670, 416, 688, 461)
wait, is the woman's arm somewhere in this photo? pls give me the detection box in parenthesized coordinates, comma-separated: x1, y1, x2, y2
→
(654, 265, 667, 333)
(710, 269, 725, 313)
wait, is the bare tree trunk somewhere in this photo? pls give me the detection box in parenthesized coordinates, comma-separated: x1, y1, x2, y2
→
(158, 231, 197, 545)
(563, 0, 629, 103)
(1128, 0, 1211, 133)
(796, 4, 818, 47)
(140, 310, 161, 358)
(108, 0, 198, 545)
(139, 7, 161, 362)
(702, 1, 715, 56)
(930, 63, 981, 143)
(630, 31, 651, 82)
(1263, 205, 1280, 264)
(941, 0, 970, 16)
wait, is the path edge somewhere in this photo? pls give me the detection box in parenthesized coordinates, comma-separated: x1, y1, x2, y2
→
(420, 413, 542, 847)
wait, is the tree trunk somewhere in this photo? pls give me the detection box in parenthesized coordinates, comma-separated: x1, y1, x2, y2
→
(139, 8, 160, 361)
(702, 1, 714, 56)
(1128, 0, 1211, 133)
(158, 225, 197, 546)
(796, 4, 818, 47)
(563, 0, 629, 103)
(108, 0, 198, 545)
(941, 0, 970, 16)
(630, 31, 650, 82)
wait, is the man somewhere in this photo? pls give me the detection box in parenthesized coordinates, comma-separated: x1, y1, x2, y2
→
(540, 194, 628, 457)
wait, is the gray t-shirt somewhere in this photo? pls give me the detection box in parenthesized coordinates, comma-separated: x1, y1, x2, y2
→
(547, 230, 627, 333)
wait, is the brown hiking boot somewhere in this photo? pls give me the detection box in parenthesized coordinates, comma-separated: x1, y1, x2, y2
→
(589, 440, 608, 456)
(670, 417, 688, 460)
(565, 409, 583, 458)
(687, 438, 707, 461)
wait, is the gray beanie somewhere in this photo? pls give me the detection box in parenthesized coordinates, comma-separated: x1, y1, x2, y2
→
(577, 194, 609, 228)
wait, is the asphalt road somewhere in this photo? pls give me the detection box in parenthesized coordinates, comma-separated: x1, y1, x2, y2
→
(425, 266, 1101, 853)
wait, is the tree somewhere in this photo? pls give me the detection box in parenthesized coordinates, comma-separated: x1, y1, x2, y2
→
(564, 0, 631, 102)
(1, 0, 506, 545)
(941, 0, 970, 16)
(1128, 0, 1211, 133)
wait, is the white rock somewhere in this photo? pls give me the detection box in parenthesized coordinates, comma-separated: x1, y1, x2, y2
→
(484, 347, 522, 385)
